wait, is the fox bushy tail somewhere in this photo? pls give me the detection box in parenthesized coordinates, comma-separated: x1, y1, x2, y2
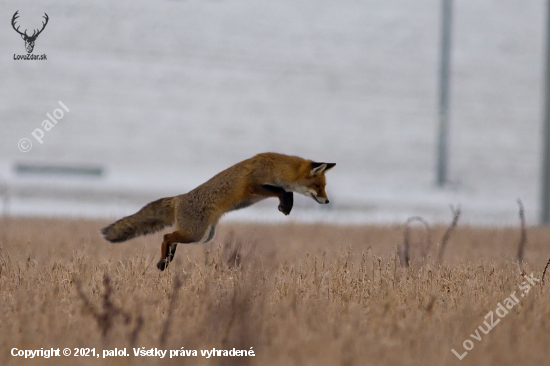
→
(101, 197, 175, 243)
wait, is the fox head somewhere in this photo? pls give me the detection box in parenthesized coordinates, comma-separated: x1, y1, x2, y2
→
(298, 161, 336, 204)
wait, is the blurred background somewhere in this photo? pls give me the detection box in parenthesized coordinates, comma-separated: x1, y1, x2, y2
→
(0, 0, 546, 225)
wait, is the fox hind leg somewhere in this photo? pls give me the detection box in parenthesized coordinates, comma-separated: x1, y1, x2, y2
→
(157, 230, 195, 271)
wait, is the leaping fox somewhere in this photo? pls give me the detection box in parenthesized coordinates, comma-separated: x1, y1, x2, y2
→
(101, 152, 336, 270)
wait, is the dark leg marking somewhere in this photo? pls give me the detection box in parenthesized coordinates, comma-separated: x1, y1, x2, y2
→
(278, 190, 293, 215)
(250, 184, 294, 215)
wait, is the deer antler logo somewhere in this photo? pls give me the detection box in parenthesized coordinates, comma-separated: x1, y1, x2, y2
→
(12, 11, 49, 54)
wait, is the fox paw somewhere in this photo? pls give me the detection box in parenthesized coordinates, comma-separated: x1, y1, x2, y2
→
(278, 203, 292, 215)
(156, 260, 168, 271)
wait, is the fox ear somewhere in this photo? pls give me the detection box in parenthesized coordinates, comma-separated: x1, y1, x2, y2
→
(310, 162, 336, 176)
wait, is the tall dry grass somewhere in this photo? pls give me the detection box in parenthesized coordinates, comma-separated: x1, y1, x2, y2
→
(1, 217, 550, 365)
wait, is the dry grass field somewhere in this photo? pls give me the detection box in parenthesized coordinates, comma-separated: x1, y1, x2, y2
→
(1, 217, 550, 366)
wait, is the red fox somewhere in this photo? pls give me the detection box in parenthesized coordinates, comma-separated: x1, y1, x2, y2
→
(101, 152, 335, 270)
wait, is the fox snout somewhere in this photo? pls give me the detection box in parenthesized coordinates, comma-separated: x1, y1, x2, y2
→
(310, 192, 329, 204)
(317, 196, 329, 204)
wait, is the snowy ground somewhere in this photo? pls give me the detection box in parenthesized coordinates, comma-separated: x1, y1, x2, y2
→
(0, 0, 547, 226)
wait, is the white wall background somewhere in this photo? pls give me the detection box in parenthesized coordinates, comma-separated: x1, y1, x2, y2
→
(0, 0, 545, 225)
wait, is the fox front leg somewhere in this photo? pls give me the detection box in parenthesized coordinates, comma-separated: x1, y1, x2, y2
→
(251, 184, 294, 215)
(278, 190, 293, 215)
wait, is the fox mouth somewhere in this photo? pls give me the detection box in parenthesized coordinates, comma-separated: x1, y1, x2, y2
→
(310, 193, 328, 204)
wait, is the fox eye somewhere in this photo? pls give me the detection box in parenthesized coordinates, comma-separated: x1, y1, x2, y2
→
(315, 184, 321, 189)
